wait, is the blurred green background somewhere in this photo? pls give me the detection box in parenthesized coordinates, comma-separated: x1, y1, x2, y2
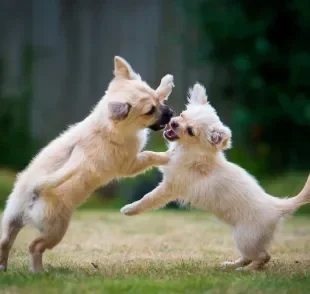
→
(0, 0, 309, 211)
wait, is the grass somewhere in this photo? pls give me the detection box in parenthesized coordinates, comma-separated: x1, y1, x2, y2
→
(0, 210, 310, 294)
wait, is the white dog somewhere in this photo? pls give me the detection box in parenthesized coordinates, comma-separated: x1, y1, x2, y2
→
(121, 83, 310, 271)
(0, 56, 175, 272)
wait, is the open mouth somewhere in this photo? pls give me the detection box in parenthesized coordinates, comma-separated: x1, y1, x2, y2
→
(164, 126, 179, 141)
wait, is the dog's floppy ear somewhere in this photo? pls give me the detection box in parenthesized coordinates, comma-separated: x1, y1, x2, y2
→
(156, 74, 175, 102)
(114, 56, 141, 80)
(108, 102, 131, 120)
(187, 83, 208, 105)
(208, 123, 232, 150)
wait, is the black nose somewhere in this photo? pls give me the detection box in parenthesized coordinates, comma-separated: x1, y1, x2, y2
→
(171, 121, 179, 129)
(168, 108, 175, 117)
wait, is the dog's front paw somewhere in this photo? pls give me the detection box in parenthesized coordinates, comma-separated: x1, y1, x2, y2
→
(160, 149, 175, 164)
(165, 148, 176, 158)
(157, 152, 170, 165)
(121, 203, 140, 216)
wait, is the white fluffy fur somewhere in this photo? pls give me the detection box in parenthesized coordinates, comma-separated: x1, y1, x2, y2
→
(121, 83, 310, 271)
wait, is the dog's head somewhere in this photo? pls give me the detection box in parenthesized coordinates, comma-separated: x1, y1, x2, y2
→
(104, 56, 174, 131)
(164, 83, 232, 152)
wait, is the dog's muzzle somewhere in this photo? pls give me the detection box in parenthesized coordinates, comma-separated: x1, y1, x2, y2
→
(148, 104, 174, 131)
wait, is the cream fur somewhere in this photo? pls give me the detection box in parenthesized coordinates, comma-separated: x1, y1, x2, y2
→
(0, 56, 175, 272)
(121, 83, 310, 271)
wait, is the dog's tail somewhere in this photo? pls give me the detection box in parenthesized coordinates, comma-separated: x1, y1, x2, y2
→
(274, 174, 310, 216)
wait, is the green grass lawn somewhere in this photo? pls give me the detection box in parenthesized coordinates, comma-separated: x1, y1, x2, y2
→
(0, 210, 310, 294)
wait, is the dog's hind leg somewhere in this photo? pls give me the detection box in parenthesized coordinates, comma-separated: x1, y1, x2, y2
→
(236, 252, 271, 271)
(28, 214, 70, 272)
(232, 225, 273, 271)
(0, 198, 24, 271)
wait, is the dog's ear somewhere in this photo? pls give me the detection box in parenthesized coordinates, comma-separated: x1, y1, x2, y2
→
(208, 123, 232, 150)
(108, 102, 131, 120)
(187, 83, 208, 105)
(114, 56, 141, 80)
(156, 74, 174, 102)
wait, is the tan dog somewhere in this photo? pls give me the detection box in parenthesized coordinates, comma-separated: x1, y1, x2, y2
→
(0, 56, 175, 272)
(121, 83, 310, 271)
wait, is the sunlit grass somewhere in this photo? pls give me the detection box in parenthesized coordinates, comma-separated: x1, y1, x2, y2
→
(0, 210, 309, 293)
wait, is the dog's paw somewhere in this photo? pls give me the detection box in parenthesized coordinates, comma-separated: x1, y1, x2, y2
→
(161, 74, 175, 89)
(156, 151, 170, 165)
(235, 267, 245, 272)
(235, 265, 258, 272)
(0, 264, 7, 272)
(220, 261, 235, 269)
(120, 204, 139, 216)
(164, 149, 175, 160)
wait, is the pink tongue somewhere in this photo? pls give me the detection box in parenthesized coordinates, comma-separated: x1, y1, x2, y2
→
(167, 130, 175, 136)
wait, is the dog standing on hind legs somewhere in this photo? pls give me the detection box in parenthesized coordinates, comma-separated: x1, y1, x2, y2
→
(0, 56, 175, 272)
(121, 82, 310, 271)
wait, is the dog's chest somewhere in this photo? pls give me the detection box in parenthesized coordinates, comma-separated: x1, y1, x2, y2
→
(163, 158, 220, 207)
(137, 129, 149, 151)
(81, 130, 147, 179)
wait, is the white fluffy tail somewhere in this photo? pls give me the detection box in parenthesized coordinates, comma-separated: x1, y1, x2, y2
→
(275, 175, 310, 215)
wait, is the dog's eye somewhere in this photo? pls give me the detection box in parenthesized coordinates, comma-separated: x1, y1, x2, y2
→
(187, 127, 194, 136)
(145, 106, 156, 115)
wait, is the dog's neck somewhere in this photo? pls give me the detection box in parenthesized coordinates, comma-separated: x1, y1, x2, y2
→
(170, 142, 227, 168)
(85, 110, 148, 151)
